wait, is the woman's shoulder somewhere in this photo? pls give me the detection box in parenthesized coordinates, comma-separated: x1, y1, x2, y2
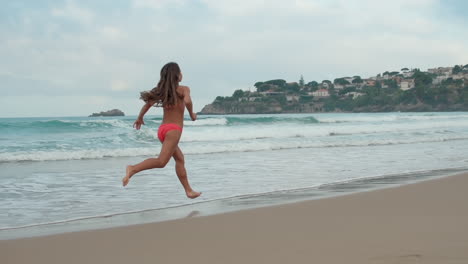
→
(177, 85, 190, 90)
(176, 85, 190, 95)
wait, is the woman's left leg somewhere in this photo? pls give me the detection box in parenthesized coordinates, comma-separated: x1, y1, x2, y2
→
(123, 130, 181, 186)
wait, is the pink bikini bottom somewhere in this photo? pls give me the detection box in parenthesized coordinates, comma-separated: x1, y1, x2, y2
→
(157, 123, 182, 142)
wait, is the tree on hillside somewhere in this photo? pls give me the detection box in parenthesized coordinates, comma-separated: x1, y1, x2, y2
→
(232, 89, 245, 98)
(401, 68, 409, 72)
(256, 84, 271, 92)
(328, 87, 337, 97)
(286, 82, 300, 93)
(413, 69, 433, 87)
(442, 78, 455, 86)
(352, 76, 363, 84)
(375, 81, 382, 89)
(454, 79, 464, 87)
(412, 69, 434, 102)
(299, 95, 314, 103)
(254, 82, 264, 88)
(334, 78, 350, 85)
(264, 79, 286, 87)
(384, 79, 398, 89)
(299, 75, 305, 87)
(338, 86, 356, 95)
(215, 96, 225, 102)
(389, 71, 400, 76)
(307, 81, 319, 91)
(452, 65, 462, 74)
(461, 90, 468, 106)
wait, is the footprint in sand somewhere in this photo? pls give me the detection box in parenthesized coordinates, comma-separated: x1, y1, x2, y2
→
(185, 210, 200, 218)
(371, 254, 468, 264)
(371, 254, 422, 264)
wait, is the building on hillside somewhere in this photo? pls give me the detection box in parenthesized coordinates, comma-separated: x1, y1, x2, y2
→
(365, 79, 376, 86)
(453, 73, 465, 80)
(432, 75, 449, 85)
(321, 82, 330, 89)
(310, 89, 330, 98)
(248, 97, 261, 102)
(400, 79, 415, 90)
(392, 76, 402, 84)
(402, 71, 414, 78)
(286, 95, 300, 102)
(428, 67, 453, 75)
(345, 92, 364, 99)
(259, 90, 284, 96)
(334, 84, 345, 90)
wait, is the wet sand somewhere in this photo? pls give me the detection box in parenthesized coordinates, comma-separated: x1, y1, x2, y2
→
(2, 173, 467, 264)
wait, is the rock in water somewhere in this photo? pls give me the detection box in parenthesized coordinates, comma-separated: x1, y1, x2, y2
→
(89, 109, 125, 117)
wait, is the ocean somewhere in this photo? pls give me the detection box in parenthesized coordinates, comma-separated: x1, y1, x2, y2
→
(1, 112, 468, 238)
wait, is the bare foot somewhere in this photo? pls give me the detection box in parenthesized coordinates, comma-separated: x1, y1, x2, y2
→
(186, 190, 202, 199)
(122, 165, 135, 187)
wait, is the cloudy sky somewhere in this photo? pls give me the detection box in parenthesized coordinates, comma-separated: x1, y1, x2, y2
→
(1, 0, 467, 117)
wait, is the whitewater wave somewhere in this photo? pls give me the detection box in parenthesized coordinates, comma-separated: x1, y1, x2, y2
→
(0, 119, 134, 131)
(2, 113, 468, 162)
(2, 135, 468, 162)
(185, 118, 228, 126)
(225, 116, 320, 125)
(2, 113, 467, 132)
(181, 120, 468, 142)
(315, 113, 468, 123)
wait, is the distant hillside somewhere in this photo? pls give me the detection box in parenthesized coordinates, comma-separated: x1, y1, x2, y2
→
(200, 65, 468, 114)
(89, 109, 125, 117)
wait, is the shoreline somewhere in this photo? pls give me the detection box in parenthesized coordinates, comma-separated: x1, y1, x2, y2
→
(1, 166, 466, 240)
(2, 172, 467, 263)
(197, 109, 468, 115)
(197, 110, 468, 115)
(2, 111, 468, 119)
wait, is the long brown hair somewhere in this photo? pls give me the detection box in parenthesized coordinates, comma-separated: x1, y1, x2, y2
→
(140, 62, 182, 107)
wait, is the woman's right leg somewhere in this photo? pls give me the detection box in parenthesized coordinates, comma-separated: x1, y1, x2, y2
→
(172, 146, 201, 199)
(123, 130, 181, 186)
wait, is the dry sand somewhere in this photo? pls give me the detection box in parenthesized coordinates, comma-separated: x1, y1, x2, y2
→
(2, 173, 468, 264)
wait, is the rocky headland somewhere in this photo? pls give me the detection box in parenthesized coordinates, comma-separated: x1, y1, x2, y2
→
(89, 109, 125, 117)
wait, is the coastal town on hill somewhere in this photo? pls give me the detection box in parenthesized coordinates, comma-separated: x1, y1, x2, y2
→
(200, 64, 468, 114)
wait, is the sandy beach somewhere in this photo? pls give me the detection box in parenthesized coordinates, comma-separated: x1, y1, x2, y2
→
(2, 173, 467, 264)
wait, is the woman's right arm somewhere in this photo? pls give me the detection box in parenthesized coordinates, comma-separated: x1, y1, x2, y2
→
(134, 101, 154, 130)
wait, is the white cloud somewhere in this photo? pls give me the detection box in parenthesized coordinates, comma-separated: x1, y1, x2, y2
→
(293, 0, 325, 14)
(100, 26, 126, 40)
(81, 96, 110, 106)
(132, 0, 187, 9)
(111, 80, 130, 91)
(51, 1, 95, 25)
(200, 0, 266, 16)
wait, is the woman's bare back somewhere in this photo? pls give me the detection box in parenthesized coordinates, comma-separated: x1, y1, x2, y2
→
(161, 86, 189, 127)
